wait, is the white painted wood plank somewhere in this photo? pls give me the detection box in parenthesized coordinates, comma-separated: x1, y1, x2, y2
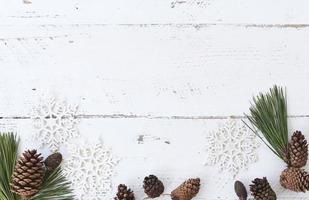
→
(1, 25, 309, 117)
(1, 0, 309, 25)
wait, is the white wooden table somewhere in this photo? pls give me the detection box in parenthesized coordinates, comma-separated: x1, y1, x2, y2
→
(1, 0, 309, 199)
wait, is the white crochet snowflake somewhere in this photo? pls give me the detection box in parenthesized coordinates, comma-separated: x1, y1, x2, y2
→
(63, 140, 119, 200)
(205, 119, 260, 177)
(31, 97, 79, 151)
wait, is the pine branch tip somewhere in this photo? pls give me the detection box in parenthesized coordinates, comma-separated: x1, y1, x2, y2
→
(245, 85, 289, 164)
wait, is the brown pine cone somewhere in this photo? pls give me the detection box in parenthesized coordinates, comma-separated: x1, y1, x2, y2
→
(171, 178, 200, 200)
(10, 149, 44, 197)
(250, 177, 276, 200)
(234, 181, 247, 200)
(44, 152, 63, 172)
(280, 167, 309, 192)
(289, 131, 308, 168)
(115, 184, 135, 200)
(143, 175, 164, 198)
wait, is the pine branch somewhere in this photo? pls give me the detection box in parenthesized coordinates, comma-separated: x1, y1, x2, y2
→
(244, 85, 289, 164)
(0, 133, 21, 200)
(30, 167, 74, 200)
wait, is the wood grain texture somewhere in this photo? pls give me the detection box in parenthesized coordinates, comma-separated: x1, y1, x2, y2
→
(1, 25, 309, 117)
(2, 1, 309, 199)
(1, 0, 309, 25)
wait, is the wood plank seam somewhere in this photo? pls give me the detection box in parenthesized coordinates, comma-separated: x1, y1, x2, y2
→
(1, 23, 309, 29)
(1, 114, 309, 120)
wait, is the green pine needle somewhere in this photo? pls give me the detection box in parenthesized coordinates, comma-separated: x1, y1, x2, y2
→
(244, 85, 289, 164)
(0, 133, 20, 200)
(30, 167, 74, 200)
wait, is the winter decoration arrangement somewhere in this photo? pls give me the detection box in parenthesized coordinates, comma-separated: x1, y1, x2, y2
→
(234, 85, 309, 199)
(1, 85, 309, 200)
(0, 133, 73, 200)
(31, 97, 118, 199)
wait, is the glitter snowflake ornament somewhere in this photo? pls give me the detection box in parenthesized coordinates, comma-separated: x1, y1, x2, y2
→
(31, 97, 79, 151)
(205, 118, 260, 177)
(63, 140, 119, 200)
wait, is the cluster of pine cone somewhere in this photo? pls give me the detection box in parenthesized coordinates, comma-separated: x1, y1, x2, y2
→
(10, 149, 62, 198)
(234, 178, 276, 200)
(280, 131, 309, 192)
(234, 131, 309, 200)
(115, 175, 200, 200)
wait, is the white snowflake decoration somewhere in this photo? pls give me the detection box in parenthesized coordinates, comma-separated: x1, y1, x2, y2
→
(31, 97, 79, 151)
(205, 119, 260, 177)
(63, 140, 119, 200)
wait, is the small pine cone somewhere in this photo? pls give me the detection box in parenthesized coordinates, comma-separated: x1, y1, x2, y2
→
(289, 131, 308, 168)
(171, 178, 200, 200)
(234, 181, 247, 200)
(115, 184, 135, 200)
(280, 167, 309, 192)
(143, 175, 164, 198)
(44, 152, 62, 172)
(250, 177, 276, 200)
(10, 149, 44, 197)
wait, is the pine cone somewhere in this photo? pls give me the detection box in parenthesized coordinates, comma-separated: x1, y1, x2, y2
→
(171, 178, 200, 200)
(289, 131, 308, 168)
(115, 184, 135, 200)
(44, 152, 62, 172)
(234, 181, 247, 200)
(143, 175, 164, 198)
(280, 167, 309, 192)
(250, 177, 276, 200)
(10, 149, 44, 197)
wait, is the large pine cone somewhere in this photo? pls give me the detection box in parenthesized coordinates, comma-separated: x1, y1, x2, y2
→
(10, 149, 44, 197)
(250, 177, 276, 200)
(280, 167, 309, 192)
(114, 184, 135, 200)
(289, 131, 308, 168)
(143, 175, 164, 198)
(171, 178, 200, 200)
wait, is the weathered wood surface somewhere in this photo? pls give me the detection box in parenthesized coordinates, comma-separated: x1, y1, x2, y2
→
(1, 1, 309, 199)
(1, 0, 309, 24)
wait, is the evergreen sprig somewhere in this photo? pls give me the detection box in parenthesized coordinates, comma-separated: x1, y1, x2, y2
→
(0, 133, 74, 200)
(30, 167, 74, 200)
(0, 133, 20, 200)
(244, 85, 289, 164)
